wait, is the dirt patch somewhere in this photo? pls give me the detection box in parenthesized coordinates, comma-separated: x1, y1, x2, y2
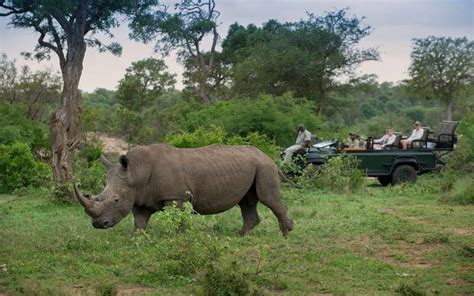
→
(68, 285, 156, 295)
(88, 132, 129, 155)
(347, 236, 445, 269)
(379, 208, 430, 226)
(446, 278, 469, 287)
(449, 227, 474, 235)
(117, 286, 156, 295)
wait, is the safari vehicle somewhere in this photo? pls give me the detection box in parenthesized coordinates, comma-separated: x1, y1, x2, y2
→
(300, 121, 458, 186)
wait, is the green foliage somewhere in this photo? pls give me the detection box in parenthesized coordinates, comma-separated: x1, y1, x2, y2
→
(180, 93, 327, 146)
(166, 127, 279, 160)
(116, 58, 176, 111)
(198, 261, 255, 296)
(166, 127, 226, 148)
(407, 36, 474, 120)
(223, 9, 378, 115)
(440, 177, 474, 205)
(74, 142, 107, 195)
(0, 102, 49, 151)
(297, 156, 365, 193)
(395, 283, 426, 296)
(78, 142, 103, 163)
(0, 143, 51, 193)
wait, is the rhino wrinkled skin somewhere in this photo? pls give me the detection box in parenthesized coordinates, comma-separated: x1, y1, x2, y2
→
(74, 144, 294, 236)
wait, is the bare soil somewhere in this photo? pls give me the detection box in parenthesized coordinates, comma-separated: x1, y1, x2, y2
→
(87, 132, 129, 155)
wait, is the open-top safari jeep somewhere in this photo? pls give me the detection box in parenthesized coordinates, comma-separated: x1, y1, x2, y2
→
(294, 121, 458, 186)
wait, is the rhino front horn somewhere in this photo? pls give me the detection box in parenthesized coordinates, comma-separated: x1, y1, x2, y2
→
(100, 154, 113, 170)
(73, 183, 102, 216)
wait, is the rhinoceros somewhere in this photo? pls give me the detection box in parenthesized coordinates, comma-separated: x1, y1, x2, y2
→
(74, 144, 294, 236)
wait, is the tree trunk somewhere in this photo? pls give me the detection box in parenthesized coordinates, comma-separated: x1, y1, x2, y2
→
(49, 39, 86, 189)
(446, 99, 453, 121)
(197, 82, 211, 106)
(318, 91, 325, 117)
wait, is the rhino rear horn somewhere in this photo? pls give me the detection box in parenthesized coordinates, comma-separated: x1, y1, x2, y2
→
(100, 154, 113, 170)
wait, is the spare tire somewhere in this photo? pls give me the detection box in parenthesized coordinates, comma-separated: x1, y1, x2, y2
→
(391, 165, 417, 185)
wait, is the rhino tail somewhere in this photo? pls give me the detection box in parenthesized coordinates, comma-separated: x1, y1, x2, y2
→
(278, 169, 301, 188)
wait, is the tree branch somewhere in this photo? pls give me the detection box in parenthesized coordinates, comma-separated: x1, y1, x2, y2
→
(0, 2, 27, 16)
(50, 7, 72, 34)
(46, 15, 66, 67)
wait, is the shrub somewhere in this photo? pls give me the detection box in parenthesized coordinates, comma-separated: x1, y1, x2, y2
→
(441, 177, 474, 205)
(0, 102, 50, 152)
(78, 141, 103, 163)
(227, 132, 279, 160)
(166, 127, 226, 148)
(297, 155, 365, 193)
(180, 93, 328, 147)
(198, 261, 255, 296)
(0, 143, 51, 193)
(167, 127, 280, 160)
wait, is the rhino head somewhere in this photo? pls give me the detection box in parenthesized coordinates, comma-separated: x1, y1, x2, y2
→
(74, 155, 135, 229)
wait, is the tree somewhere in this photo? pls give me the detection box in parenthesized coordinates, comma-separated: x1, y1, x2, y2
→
(0, 0, 157, 191)
(0, 53, 61, 121)
(182, 51, 230, 100)
(0, 53, 17, 102)
(16, 66, 62, 121)
(408, 36, 474, 121)
(116, 58, 176, 111)
(222, 9, 379, 116)
(129, 0, 220, 105)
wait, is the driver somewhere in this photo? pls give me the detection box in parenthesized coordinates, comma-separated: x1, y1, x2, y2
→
(283, 124, 312, 164)
(347, 133, 360, 148)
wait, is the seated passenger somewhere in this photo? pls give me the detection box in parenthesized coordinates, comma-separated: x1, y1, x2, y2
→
(373, 128, 396, 149)
(347, 133, 360, 148)
(283, 124, 312, 164)
(401, 121, 424, 149)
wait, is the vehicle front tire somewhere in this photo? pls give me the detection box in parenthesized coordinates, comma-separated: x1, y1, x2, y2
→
(378, 176, 391, 186)
(391, 165, 417, 185)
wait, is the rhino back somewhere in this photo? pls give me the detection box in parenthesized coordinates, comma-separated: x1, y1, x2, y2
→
(143, 144, 273, 214)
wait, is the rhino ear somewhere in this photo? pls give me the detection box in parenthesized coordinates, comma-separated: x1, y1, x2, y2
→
(119, 155, 128, 170)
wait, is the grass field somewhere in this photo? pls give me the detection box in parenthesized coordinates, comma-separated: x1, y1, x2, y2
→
(0, 177, 473, 295)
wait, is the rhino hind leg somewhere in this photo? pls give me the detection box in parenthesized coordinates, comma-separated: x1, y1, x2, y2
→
(255, 168, 294, 236)
(132, 206, 156, 231)
(238, 191, 260, 236)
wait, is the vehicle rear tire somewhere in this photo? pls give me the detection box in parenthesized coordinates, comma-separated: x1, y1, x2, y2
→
(391, 165, 417, 185)
(378, 176, 391, 186)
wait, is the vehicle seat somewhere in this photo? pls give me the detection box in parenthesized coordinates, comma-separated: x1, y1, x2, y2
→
(427, 121, 458, 149)
(384, 133, 402, 150)
(410, 127, 430, 148)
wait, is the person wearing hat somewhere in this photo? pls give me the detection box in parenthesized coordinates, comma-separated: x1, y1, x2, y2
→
(401, 121, 424, 149)
(283, 124, 313, 164)
(347, 133, 360, 148)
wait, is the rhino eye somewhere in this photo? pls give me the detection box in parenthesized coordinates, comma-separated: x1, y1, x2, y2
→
(114, 198, 119, 202)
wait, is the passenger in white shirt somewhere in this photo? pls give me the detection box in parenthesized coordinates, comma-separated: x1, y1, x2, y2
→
(284, 124, 312, 163)
(401, 121, 424, 149)
(373, 128, 396, 149)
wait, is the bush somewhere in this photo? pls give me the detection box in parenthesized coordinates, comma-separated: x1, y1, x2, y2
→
(227, 132, 279, 160)
(0, 143, 51, 193)
(179, 93, 328, 147)
(166, 127, 280, 160)
(297, 156, 365, 193)
(441, 177, 474, 205)
(0, 102, 50, 152)
(166, 127, 226, 148)
(198, 261, 255, 296)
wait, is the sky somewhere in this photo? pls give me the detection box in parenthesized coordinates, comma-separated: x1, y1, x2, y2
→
(0, 0, 473, 92)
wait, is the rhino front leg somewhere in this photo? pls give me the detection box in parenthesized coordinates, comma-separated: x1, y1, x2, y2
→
(132, 206, 155, 231)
